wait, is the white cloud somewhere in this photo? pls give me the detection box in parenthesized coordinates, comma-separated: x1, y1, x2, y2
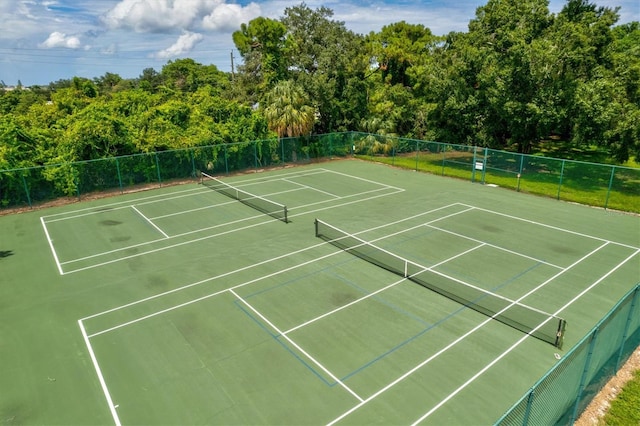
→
(102, 0, 262, 33)
(39, 31, 82, 48)
(154, 31, 204, 58)
(201, 2, 261, 31)
(102, 0, 261, 33)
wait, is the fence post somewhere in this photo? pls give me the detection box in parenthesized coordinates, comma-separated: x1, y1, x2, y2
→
(517, 154, 525, 192)
(522, 389, 536, 426)
(570, 328, 600, 423)
(350, 132, 354, 156)
(481, 147, 488, 184)
(254, 141, 258, 171)
(615, 286, 639, 370)
(329, 133, 333, 158)
(472, 146, 478, 183)
(154, 152, 162, 185)
(74, 164, 80, 199)
(556, 160, 565, 200)
(190, 149, 196, 178)
(224, 144, 229, 175)
(604, 166, 616, 210)
(415, 140, 419, 171)
(20, 173, 32, 208)
(392, 143, 396, 166)
(115, 157, 123, 192)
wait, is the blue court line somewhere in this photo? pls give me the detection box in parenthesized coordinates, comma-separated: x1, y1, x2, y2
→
(326, 269, 432, 326)
(232, 250, 550, 388)
(233, 300, 336, 386)
(337, 262, 548, 381)
(240, 253, 358, 299)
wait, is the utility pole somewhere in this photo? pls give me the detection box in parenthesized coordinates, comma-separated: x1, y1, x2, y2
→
(230, 50, 235, 81)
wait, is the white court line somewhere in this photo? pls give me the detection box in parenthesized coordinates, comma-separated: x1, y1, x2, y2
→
(60, 202, 256, 266)
(284, 277, 410, 335)
(64, 213, 283, 274)
(282, 177, 341, 198)
(410, 247, 640, 425)
(149, 188, 307, 220)
(40, 216, 64, 275)
(425, 224, 564, 269)
(149, 199, 236, 220)
(42, 169, 329, 221)
(44, 204, 133, 223)
(53, 168, 401, 273)
(61, 186, 405, 274)
(131, 205, 169, 238)
(216, 169, 329, 188)
(78, 320, 121, 426)
(81, 204, 466, 324)
(86, 240, 361, 336)
(284, 243, 485, 336)
(328, 241, 612, 425)
(230, 289, 364, 403)
(85, 204, 468, 335)
(323, 168, 404, 192)
(461, 204, 640, 250)
(288, 187, 402, 214)
(41, 186, 208, 220)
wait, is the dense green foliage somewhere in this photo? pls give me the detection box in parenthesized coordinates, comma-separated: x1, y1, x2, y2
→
(1, 0, 639, 172)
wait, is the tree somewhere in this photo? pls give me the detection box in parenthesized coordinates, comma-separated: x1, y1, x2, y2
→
(442, 0, 555, 151)
(94, 72, 123, 94)
(138, 68, 163, 93)
(59, 101, 133, 159)
(280, 3, 367, 133)
(263, 80, 315, 139)
(369, 22, 437, 87)
(160, 59, 228, 93)
(232, 16, 290, 91)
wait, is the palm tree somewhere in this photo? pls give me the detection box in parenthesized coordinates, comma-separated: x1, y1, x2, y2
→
(264, 80, 315, 139)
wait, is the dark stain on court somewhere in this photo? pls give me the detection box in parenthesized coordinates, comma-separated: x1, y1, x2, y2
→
(331, 292, 358, 306)
(550, 244, 578, 255)
(145, 275, 169, 290)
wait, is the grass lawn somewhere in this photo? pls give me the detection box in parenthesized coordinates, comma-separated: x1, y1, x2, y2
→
(356, 150, 640, 213)
(603, 369, 640, 425)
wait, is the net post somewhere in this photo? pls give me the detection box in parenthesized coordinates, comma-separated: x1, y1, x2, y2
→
(555, 319, 567, 349)
(314, 219, 319, 237)
(284, 206, 288, 223)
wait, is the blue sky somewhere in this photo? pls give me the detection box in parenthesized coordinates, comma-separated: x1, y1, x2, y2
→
(0, 0, 638, 86)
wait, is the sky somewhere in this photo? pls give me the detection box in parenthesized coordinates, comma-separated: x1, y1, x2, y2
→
(0, 0, 638, 86)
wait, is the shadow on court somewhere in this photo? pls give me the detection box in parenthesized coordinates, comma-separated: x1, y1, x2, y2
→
(0, 250, 14, 259)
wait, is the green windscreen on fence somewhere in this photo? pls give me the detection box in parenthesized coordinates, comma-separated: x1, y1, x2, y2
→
(201, 172, 288, 223)
(314, 218, 566, 348)
(496, 285, 640, 426)
(1, 132, 638, 213)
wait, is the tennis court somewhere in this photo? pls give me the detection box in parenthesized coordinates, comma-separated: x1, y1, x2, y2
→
(2, 159, 638, 425)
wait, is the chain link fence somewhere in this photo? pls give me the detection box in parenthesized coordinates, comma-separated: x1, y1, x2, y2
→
(1, 132, 638, 213)
(495, 284, 640, 425)
(0, 133, 354, 210)
(350, 132, 640, 213)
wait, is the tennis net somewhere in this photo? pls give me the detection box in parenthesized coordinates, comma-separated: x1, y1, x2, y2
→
(315, 219, 566, 348)
(201, 173, 288, 223)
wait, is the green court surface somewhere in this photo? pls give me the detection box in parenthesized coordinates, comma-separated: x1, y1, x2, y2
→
(1, 159, 638, 425)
